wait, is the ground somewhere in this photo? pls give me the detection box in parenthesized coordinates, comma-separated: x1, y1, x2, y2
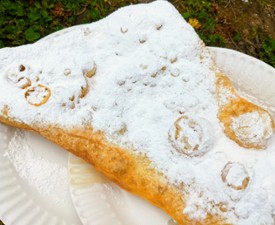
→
(0, 0, 275, 224)
(172, 0, 275, 66)
(0, 0, 274, 67)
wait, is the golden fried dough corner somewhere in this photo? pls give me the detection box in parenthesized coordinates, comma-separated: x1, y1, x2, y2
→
(0, 1, 275, 225)
(216, 73, 274, 149)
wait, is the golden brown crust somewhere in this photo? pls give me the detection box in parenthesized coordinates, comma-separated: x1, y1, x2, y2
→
(216, 74, 274, 149)
(1, 73, 273, 224)
(24, 84, 51, 106)
(0, 110, 229, 225)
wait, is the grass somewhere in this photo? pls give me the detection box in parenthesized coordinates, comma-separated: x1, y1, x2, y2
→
(0, 0, 274, 67)
(0, 0, 224, 47)
(172, 0, 275, 67)
(178, 0, 227, 47)
(0, 0, 130, 47)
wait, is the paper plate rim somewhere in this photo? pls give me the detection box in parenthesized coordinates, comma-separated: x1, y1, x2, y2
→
(0, 126, 81, 225)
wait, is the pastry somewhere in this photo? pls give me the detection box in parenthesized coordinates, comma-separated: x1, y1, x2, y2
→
(0, 1, 275, 224)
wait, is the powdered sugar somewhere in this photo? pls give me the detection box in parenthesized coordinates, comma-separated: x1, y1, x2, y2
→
(168, 115, 213, 157)
(231, 111, 273, 146)
(6, 130, 70, 205)
(218, 86, 238, 107)
(221, 162, 250, 190)
(0, 1, 275, 224)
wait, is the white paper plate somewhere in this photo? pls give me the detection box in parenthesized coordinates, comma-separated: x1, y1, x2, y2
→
(68, 155, 174, 225)
(210, 47, 275, 116)
(0, 126, 82, 225)
(68, 47, 275, 225)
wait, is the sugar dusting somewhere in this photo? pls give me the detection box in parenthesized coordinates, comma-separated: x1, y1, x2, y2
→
(217, 86, 237, 107)
(0, 1, 275, 224)
(231, 111, 274, 147)
(6, 130, 70, 205)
